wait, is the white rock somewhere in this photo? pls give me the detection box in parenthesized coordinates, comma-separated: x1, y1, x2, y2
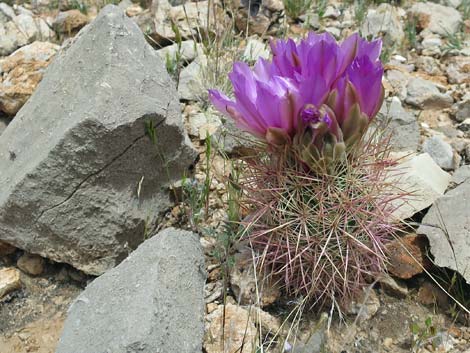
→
(325, 26, 341, 38)
(361, 4, 404, 46)
(243, 38, 269, 62)
(156, 40, 199, 63)
(0, 3, 15, 22)
(187, 112, 221, 140)
(392, 55, 406, 63)
(0, 267, 21, 299)
(388, 153, 451, 220)
(178, 57, 206, 101)
(408, 2, 462, 36)
(422, 36, 442, 49)
(323, 5, 340, 18)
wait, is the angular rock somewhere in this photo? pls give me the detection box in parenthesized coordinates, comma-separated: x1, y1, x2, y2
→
(386, 233, 430, 279)
(418, 179, 470, 284)
(388, 153, 451, 220)
(178, 54, 206, 101)
(422, 135, 455, 170)
(451, 164, 470, 186)
(408, 2, 462, 36)
(377, 97, 420, 153)
(0, 41, 60, 115)
(405, 77, 453, 109)
(134, 0, 174, 46)
(204, 303, 257, 353)
(361, 4, 404, 48)
(0, 13, 54, 56)
(17, 253, 45, 275)
(0, 267, 21, 299)
(0, 5, 196, 275)
(56, 228, 205, 353)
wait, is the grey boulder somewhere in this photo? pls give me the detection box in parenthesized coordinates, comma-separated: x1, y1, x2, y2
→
(418, 180, 470, 284)
(56, 227, 206, 353)
(0, 5, 196, 275)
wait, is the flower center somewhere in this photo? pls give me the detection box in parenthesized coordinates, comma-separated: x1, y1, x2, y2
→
(300, 105, 332, 127)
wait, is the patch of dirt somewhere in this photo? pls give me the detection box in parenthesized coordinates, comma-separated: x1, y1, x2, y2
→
(0, 254, 85, 353)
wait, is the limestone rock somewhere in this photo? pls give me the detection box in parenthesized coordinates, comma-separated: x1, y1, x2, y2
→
(385, 69, 410, 101)
(56, 228, 205, 353)
(243, 38, 269, 62)
(17, 253, 45, 275)
(187, 111, 222, 140)
(0, 5, 196, 275)
(446, 56, 470, 84)
(377, 97, 420, 153)
(156, 40, 199, 64)
(204, 303, 257, 353)
(0, 267, 21, 298)
(178, 54, 207, 101)
(418, 179, 470, 284)
(423, 135, 456, 170)
(0, 41, 60, 115)
(0, 13, 54, 56)
(361, 4, 404, 47)
(53, 10, 88, 34)
(134, 0, 174, 46)
(388, 153, 451, 220)
(0, 3, 15, 22)
(408, 2, 462, 36)
(169, 1, 218, 39)
(405, 77, 453, 109)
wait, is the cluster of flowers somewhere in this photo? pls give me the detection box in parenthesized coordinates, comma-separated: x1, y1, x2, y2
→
(209, 32, 384, 166)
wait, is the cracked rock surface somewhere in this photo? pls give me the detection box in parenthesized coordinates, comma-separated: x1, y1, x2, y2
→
(418, 178, 470, 284)
(0, 5, 197, 275)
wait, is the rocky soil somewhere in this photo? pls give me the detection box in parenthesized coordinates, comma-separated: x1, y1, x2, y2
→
(1, 0, 470, 352)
